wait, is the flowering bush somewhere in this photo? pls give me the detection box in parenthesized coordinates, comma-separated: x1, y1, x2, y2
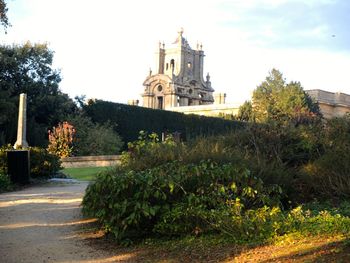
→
(48, 121, 75, 157)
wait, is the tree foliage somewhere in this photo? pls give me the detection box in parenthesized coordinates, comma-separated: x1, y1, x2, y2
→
(240, 69, 321, 124)
(236, 101, 254, 122)
(0, 0, 9, 31)
(66, 114, 123, 156)
(0, 42, 77, 146)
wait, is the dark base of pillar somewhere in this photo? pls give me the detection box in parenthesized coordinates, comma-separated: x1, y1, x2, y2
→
(7, 150, 30, 184)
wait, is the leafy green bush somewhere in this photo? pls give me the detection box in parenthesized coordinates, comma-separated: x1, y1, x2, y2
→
(0, 173, 13, 192)
(121, 131, 247, 173)
(83, 161, 350, 243)
(82, 160, 281, 240)
(303, 115, 350, 199)
(30, 147, 62, 178)
(0, 144, 12, 174)
(120, 131, 185, 171)
(83, 119, 350, 244)
(205, 204, 350, 244)
(67, 114, 123, 156)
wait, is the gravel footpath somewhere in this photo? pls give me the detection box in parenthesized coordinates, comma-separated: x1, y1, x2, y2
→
(0, 181, 126, 263)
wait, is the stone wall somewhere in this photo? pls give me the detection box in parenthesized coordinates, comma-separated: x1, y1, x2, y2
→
(61, 155, 121, 168)
(168, 103, 240, 117)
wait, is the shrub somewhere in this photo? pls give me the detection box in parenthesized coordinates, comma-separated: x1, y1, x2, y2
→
(30, 147, 62, 178)
(0, 173, 13, 192)
(83, 120, 350, 243)
(121, 131, 247, 172)
(0, 144, 12, 174)
(82, 161, 282, 240)
(120, 126, 315, 206)
(67, 114, 123, 156)
(303, 115, 350, 199)
(48, 121, 76, 157)
(83, 160, 350, 243)
(120, 131, 185, 171)
(205, 204, 350, 244)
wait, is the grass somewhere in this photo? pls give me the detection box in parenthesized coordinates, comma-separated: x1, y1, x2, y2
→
(81, 226, 350, 262)
(136, 233, 350, 262)
(62, 166, 111, 181)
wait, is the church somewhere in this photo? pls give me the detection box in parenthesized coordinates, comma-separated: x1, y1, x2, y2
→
(142, 29, 215, 109)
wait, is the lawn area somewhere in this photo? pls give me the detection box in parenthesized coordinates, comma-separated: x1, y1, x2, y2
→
(62, 166, 111, 181)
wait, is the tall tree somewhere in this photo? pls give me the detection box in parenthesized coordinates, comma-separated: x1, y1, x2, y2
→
(0, 42, 77, 146)
(236, 100, 254, 122)
(0, 0, 9, 31)
(250, 69, 321, 124)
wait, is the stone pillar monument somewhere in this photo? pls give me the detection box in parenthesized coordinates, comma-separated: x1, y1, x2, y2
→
(14, 93, 29, 149)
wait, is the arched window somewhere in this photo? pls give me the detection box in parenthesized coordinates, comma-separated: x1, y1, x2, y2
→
(170, 59, 175, 69)
(157, 96, 163, 109)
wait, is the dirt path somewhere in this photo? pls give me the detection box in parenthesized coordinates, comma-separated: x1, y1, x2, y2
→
(0, 181, 131, 263)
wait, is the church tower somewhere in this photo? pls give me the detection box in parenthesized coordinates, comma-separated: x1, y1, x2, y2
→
(142, 29, 214, 109)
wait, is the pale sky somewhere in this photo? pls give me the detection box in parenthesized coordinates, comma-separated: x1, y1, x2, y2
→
(1, 0, 350, 104)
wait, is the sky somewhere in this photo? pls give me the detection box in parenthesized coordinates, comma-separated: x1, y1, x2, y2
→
(1, 0, 350, 104)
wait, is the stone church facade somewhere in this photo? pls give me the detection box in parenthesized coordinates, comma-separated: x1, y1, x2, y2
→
(142, 29, 214, 109)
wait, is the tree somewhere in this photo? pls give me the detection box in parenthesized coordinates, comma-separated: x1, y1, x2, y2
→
(237, 101, 254, 122)
(66, 114, 123, 156)
(0, 42, 77, 146)
(250, 69, 321, 124)
(0, 0, 9, 31)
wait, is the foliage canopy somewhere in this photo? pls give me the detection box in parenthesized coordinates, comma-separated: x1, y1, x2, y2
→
(239, 69, 321, 124)
(66, 114, 123, 156)
(0, 0, 9, 31)
(0, 42, 77, 146)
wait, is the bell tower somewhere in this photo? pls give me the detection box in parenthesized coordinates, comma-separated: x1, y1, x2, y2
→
(142, 29, 214, 109)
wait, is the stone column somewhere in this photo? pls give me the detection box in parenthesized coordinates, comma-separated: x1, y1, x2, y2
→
(14, 93, 29, 149)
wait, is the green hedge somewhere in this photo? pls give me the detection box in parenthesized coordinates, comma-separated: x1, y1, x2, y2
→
(83, 100, 245, 145)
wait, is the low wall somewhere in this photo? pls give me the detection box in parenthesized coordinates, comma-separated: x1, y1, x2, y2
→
(167, 103, 240, 117)
(61, 155, 121, 168)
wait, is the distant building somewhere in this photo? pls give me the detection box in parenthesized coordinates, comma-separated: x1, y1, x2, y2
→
(306, 89, 350, 119)
(142, 29, 214, 109)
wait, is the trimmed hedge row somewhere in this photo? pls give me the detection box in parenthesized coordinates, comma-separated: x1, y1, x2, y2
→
(83, 100, 245, 145)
